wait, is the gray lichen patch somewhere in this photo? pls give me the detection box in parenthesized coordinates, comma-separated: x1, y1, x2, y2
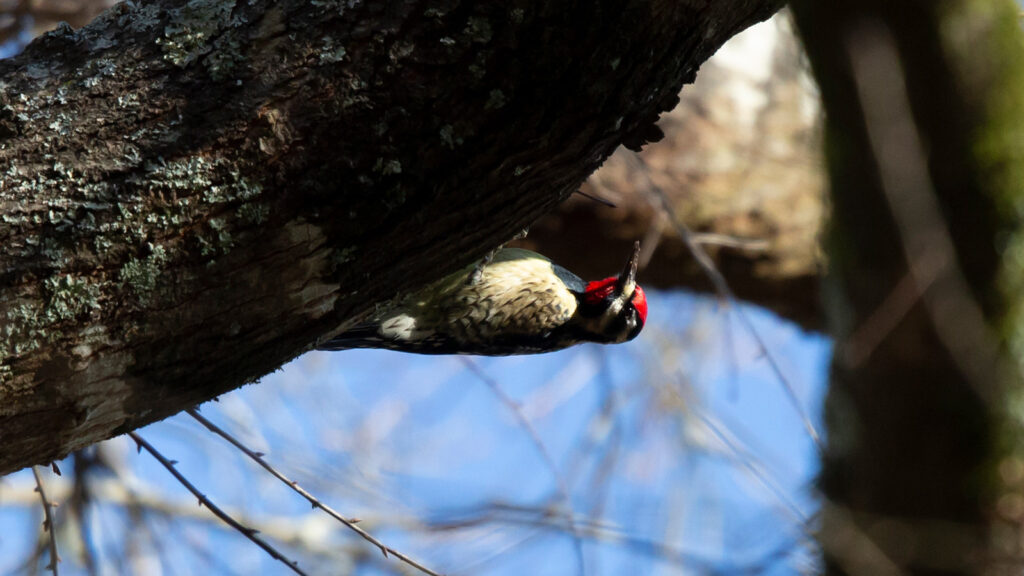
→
(199, 217, 234, 257)
(43, 275, 102, 322)
(157, 0, 240, 74)
(439, 124, 462, 149)
(119, 244, 169, 305)
(2, 300, 46, 357)
(205, 33, 245, 81)
(119, 1, 164, 33)
(0, 273, 101, 378)
(0, 150, 266, 308)
(485, 89, 506, 110)
(0, 144, 269, 386)
(236, 202, 270, 225)
(318, 36, 348, 64)
(331, 246, 357, 270)
(205, 171, 262, 204)
(465, 16, 493, 44)
(132, 156, 262, 204)
(374, 158, 402, 175)
(310, 0, 354, 13)
(388, 41, 415, 64)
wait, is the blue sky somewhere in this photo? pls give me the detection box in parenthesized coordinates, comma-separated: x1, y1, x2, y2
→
(0, 289, 830, 575)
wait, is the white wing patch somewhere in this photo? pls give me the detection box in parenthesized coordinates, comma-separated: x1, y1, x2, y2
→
(380, 313, 420, 340)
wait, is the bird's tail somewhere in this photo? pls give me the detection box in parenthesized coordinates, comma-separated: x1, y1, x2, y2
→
(317, 325, 388, 351)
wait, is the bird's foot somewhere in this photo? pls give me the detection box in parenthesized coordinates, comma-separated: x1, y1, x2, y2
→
(467, 228, 529, 285)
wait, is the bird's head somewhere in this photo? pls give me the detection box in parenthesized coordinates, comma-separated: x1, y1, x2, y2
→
(581, 242, 647, 343)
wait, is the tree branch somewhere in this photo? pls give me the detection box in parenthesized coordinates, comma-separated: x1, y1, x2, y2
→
(0, 0, 784, 474)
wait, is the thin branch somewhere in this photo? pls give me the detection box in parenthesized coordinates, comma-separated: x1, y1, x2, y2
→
(573, 189, 617, 208)
(31, 466, 59, 576)
(126, 431, 309, 576)
(429, 500, 803, 574)
(646, 362, 813, 536)
(631, 153, 824, 452)
(460, 358, 587, 576)
(447, 529, 548, 575)
(838, 251, 944, 368)
(845, 24, 999, 405)
(695, 409, 809, 526)
(689, 232, 771, 251)
(818, 503, 906, 576)
(3, 474, 380, 561)
(185, 408, 445, 576)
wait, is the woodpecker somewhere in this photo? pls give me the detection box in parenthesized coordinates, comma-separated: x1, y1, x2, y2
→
(318, 242, 648, 355)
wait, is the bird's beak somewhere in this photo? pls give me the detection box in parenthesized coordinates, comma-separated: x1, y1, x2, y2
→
(615, 241, 640, 299)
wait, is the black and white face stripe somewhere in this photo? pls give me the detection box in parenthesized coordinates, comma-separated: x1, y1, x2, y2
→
(573, 290, 645, 344)
(603, 301, 644, 343)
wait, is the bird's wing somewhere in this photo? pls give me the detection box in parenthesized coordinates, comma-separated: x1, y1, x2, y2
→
(438, 251, 580, 343)
(317, 248, 583, 353)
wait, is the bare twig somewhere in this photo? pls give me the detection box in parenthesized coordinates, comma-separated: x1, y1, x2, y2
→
(839, 250, 945, 368)
(695, 410, 809, 526)
(689, 232, 771, 251)
(573, 188, 617, 208)
(447, 529, 548, 574)
(2, 474, 382, 560)
(631, 154, 824, 452)
(126, 431, 309, 576)
(31, 466, 60, 576)
(647, 365, 812, 533)
(185, 408, 445, 576)
(460, 358, 587, 576)
(818, 503, 906, 576)
(429, 501, 803, 573)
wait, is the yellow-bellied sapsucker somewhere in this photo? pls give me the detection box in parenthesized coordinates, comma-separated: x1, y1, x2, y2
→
(318, 243, 647, 355)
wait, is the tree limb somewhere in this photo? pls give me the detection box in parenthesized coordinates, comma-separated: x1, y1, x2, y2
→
(0, 0, 785, 474)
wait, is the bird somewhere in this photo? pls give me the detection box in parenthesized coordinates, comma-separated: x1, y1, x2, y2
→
(317, 242, 647, 355)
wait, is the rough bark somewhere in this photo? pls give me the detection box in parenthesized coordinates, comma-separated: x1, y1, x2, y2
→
(0, 0, 785, 475)
(10, 1, 831, 329)
(790, 0, 1024, 574)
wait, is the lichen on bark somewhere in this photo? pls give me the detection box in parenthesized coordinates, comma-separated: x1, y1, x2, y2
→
(0, 0, 784, 474)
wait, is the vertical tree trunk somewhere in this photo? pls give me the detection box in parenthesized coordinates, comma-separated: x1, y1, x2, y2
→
(791, 1, 1024, 573)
